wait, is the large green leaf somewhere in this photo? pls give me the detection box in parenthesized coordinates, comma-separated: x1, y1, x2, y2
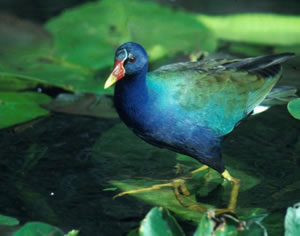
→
(196, 14, 300, 45)
(139, 207, 184, 236)
(0, 92, 51, 129)
(0, 75, 42, 91)
(12, 222, 64, 236)
(0, 14, 97, 93)
(46, 0, 216, 65)
(0, 1, 216, 94)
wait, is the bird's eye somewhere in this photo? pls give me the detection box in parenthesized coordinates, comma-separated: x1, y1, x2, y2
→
(128, 56, 136, 63)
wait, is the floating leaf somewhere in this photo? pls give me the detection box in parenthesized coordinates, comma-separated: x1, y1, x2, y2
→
(12, 222, 64, 236)
(194, 213, 238, 236)
(0, 91, 51, 129)
(0, 214, 19, 226)
(0, 1, 217, 94)
(139, 207, 184, 236)
(46, 0, 216, 65)
(65, 229, 80, 236)
(239, 214, 268, 236)
(0, 75, 43, 91)
(287, 98, 300, 119)
(197, 14, 300, 45)
(0, 14, 100, 93)
(193, 214, 214, 236)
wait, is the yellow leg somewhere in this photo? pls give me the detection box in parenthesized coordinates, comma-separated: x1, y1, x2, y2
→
(114, 178, 190, 199)
(190, 165, 209, 175)
(114, 165, 210, 199)
(190, 166, 240, 214)
(113, 165, 240, 214)
(220, 169, 241, 213)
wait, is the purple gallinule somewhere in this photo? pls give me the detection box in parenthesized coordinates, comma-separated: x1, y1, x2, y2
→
(104, 42, 295, 213)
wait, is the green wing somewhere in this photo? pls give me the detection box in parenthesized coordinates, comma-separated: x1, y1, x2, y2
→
(149, 53, 293, 135)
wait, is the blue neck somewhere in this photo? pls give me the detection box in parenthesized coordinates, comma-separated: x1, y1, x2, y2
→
(114, 65, 149, 127)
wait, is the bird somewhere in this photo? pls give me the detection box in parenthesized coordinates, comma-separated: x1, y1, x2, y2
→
(104, 42, 295, 213)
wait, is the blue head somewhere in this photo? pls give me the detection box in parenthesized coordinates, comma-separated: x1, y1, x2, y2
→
(104, 42, 148, 89)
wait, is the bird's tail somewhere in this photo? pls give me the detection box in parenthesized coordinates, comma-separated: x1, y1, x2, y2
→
(262, 85, 298, 106)
(252, 85, 298, 115)
(224, 52, 296, 77)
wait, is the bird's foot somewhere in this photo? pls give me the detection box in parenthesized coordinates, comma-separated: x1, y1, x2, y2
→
(113, 178, 190, 199)
(182, 168, 240, 214)
(113, 166, 240, 215)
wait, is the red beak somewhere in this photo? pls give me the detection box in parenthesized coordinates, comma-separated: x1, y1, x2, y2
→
(104, 59, 126, 89)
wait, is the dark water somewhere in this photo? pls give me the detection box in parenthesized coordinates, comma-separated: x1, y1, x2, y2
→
(1, 104, 299, 235)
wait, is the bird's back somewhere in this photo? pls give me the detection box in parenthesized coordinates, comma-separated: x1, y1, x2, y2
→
(148, 53, 294, 136)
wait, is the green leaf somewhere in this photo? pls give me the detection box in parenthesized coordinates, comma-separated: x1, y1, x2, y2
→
(0, 2, 216, 94)
(0, 91, 51, 129)
(0, 75, 42, 91)
(12, 222, 64, 236)
(287, 98, 300, 119)
(0, 14, 101, 94)
(127, 228, 139, 236)
(46, 0, 216, 64)
(239, 216, 268, 236)
(193, 214, 214, 236)
(284, 202, 300, 236)
(216, 225, 237, 236)
(197, 14, 300, 46)
(0, 214, 19, 226)
(139, 207, 184, 236)
(194, 213, 238, 236)
(65, 229, 80, 236)
(238, 222, 267, 236)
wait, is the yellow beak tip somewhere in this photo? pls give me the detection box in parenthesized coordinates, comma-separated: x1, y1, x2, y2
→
(104, 74, 117, 89)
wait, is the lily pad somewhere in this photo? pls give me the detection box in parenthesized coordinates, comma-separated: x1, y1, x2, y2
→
(0, 1, 217, 94)
(12, 222, 64, 236)
(197, 14, 300, 46)
(193, 214, 214, 236)
(0, 214, 19, 226)
(287, 98, 300, 119)
(139, 207, 184, 236)
(46, 0, 216, 65)
(65, 230, 80, 236)
(0, 91, 51, 129)
(0, 75, 43, 91)
(0, 14, 101, 93)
